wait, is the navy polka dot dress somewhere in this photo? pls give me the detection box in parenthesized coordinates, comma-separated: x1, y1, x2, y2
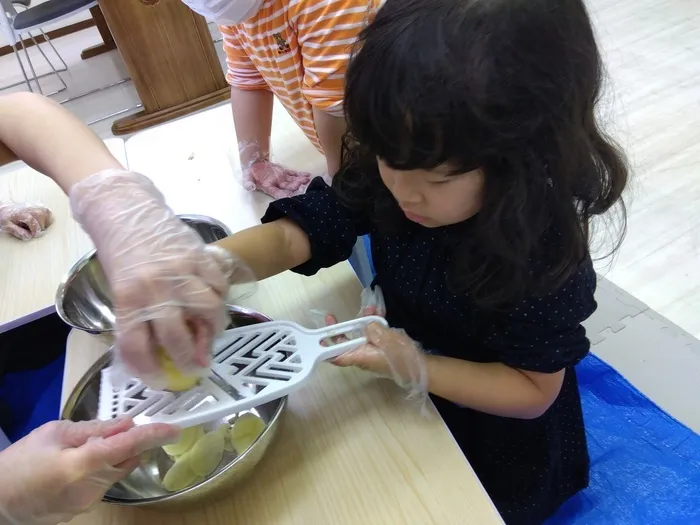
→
(262, 179, 595, 524)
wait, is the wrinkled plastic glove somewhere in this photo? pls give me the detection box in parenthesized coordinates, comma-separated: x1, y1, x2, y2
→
(358, 286, 386, 318)
(0, 418, 179, 525)
(0, 200, 53, 241)
(311, 285, 386, 339)
(242, 160, 312, 199)
(311, 286, 427, 400)
(334, 323, 429, 403)
(69, 169, 250, 386)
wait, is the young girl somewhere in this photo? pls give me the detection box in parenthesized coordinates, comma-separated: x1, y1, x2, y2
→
(213, 0, 628, 522)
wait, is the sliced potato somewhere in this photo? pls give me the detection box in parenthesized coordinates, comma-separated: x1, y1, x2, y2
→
(162, 425, 204, 457)
(157, 347, 200, 392)
(162, 456, 199, 492)
(188, 429, 225, 478)
(231, 413, 267, 454)
(217, 423, 235, 453)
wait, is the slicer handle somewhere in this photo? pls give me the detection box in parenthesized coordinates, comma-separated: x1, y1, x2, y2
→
(309, 316, 388, 361)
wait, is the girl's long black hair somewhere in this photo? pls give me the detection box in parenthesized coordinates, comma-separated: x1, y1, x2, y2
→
(332, 0, 628, 307)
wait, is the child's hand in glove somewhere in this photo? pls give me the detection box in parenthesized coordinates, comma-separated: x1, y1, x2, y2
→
(333, 322, 429, 402)
(314, 286, 427, 401)
(314, 285, 386, 343)
(0, 200, 53, 241)
(242, 161, 312, 199)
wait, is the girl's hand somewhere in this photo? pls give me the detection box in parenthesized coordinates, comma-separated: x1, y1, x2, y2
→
(317, 285, 386, 344)
(333, 323, 429, 401)
(358, 285, 386, 318)
(0, 418, 179, 525)
(0, 200, 53, 241)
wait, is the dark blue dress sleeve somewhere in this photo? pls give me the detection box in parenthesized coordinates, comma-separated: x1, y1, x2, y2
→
(261, 177, 372, 276)
(481, 259, 598, 373)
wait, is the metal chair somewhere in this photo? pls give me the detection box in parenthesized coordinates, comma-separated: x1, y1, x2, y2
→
(1, 0, 139, 123)
(0, 0, 98, 95)
(13, 0, 68, 73)
(1, 0, 69, 93)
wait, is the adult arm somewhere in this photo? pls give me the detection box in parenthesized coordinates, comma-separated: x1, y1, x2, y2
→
(0, 92, 123, 190)
(0, 92, 234, 384)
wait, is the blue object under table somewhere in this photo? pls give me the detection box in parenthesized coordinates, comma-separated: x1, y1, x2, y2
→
(547, 354, 700, 524)
(0, 313, 70, 443)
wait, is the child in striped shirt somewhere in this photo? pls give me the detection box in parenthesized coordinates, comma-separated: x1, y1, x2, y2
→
(182, 0, 380, 199)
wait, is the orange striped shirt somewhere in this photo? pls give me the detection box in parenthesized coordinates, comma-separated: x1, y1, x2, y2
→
(220, 0, 380, 153)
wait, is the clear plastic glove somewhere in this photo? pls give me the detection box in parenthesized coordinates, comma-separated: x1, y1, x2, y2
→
(0, 418, 179, 525)
(0, 200, 53, 241)
(242, 160, 312, 199)
(334, 323, 429, 402)
(69, 169, 250, 386)
(310, 285, 386, 339)
(311, 286, 426, 400)
(234, 139, 312, 199)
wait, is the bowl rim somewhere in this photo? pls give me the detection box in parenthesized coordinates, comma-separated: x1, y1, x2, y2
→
(60, 305, 287, 506)
(55, 248, 101, 332)
(54, 214, 232, 333)
(177, 214, 232, 237)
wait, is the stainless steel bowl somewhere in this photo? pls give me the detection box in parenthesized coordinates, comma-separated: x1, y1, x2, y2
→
(55, 214, 232, 337)
(178, 214, 231, 244)
(61, 306, 286, 510)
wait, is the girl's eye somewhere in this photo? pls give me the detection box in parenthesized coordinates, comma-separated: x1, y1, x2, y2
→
(430, 179, 451, 185)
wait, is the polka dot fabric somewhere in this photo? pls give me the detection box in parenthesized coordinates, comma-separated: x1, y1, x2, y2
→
(262, 178, 595, 524)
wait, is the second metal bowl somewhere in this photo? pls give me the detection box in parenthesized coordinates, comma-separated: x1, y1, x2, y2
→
(55, 214, 231, 337)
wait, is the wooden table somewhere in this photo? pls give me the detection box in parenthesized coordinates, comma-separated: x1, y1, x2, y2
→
(62, 264, 504, 525)
(88, 0, 230, 135)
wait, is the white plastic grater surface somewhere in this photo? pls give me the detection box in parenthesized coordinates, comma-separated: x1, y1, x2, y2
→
(98, 316, 387, 428)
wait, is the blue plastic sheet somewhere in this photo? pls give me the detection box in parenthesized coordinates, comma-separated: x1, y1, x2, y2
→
(547, 355, 700, 524)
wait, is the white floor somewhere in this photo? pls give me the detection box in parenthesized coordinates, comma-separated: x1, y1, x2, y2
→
(0, 2, 699, 428)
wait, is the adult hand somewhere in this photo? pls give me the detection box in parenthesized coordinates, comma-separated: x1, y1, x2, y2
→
(0, 200, 53, 241)
(0, 418, 179, 525)
(242, 161, 312, 199)
(69, 169, 245, 386)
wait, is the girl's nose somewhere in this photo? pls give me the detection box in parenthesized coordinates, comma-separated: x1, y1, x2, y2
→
(391, 174, 421, 205)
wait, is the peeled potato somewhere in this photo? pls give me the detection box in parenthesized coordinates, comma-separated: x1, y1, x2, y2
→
(188, 429, 225, 477)
(162, 425, 204, 457)
(231, 413, 267, 454)
(157, 347, 199, 392)
(217, 424, 235, 452)
(162, 456, 199, 492)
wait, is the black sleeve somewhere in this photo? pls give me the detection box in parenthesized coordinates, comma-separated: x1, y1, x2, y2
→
(261, 177, 372, 276)
(481, 259, 598, 373)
